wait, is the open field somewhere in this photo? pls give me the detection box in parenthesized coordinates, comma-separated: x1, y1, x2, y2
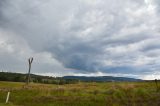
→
(0, 81, 160, 106)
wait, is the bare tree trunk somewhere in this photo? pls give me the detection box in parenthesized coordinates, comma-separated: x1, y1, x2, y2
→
(26, 57, 33, 85)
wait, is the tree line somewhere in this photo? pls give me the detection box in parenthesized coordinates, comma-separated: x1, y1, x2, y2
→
(0, 72, 79, 85)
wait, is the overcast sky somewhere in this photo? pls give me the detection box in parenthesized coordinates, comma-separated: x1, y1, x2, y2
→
(0, 0, 160, 79)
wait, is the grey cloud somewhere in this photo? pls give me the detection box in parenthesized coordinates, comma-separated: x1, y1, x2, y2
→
(0, 0, 160, 79)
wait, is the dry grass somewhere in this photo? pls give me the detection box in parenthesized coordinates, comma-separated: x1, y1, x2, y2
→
(0, 81, 160, 106)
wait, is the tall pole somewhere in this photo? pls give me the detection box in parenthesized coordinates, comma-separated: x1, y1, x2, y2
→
(27, 57, 33, 85)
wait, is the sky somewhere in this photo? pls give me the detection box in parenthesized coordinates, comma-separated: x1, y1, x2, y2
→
(0, 0, 160, 80)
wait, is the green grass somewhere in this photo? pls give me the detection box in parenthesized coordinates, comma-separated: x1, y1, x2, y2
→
(0, 81, 160, 106)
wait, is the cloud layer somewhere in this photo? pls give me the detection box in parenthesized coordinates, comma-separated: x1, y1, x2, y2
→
(0, 0, 160, 79)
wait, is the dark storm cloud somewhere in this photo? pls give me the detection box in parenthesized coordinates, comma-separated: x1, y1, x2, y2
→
(0, 0, 160, 79)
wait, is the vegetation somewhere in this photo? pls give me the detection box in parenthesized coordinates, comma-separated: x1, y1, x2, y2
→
(0, 72, 141, 85)
(0, 81, 160, 106)
(0, 72, 79, 85)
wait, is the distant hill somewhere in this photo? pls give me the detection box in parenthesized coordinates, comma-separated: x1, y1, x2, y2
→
(63, 76, 142, 82)
(0, 72, 55, 82)
(0, 72, 78, 84)
(0, 72, 142, 84)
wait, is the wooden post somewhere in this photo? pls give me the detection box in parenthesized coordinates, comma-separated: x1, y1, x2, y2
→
(5, 92, 10, 104)
(155, 79, 158, 92)
(26, 57, 33, 85)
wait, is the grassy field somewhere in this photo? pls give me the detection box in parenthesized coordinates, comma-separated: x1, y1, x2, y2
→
(0, 81, 160, 106)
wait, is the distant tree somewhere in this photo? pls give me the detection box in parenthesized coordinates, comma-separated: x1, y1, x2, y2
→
(59, 79, 66, 85)
(14, 76, 21, 82)
(37, 77, 42, 83)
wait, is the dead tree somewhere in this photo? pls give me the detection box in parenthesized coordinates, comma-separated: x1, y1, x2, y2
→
(26, 57, 33, 85)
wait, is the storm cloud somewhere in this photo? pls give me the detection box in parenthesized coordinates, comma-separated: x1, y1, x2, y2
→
(0, 0, 160, 79)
